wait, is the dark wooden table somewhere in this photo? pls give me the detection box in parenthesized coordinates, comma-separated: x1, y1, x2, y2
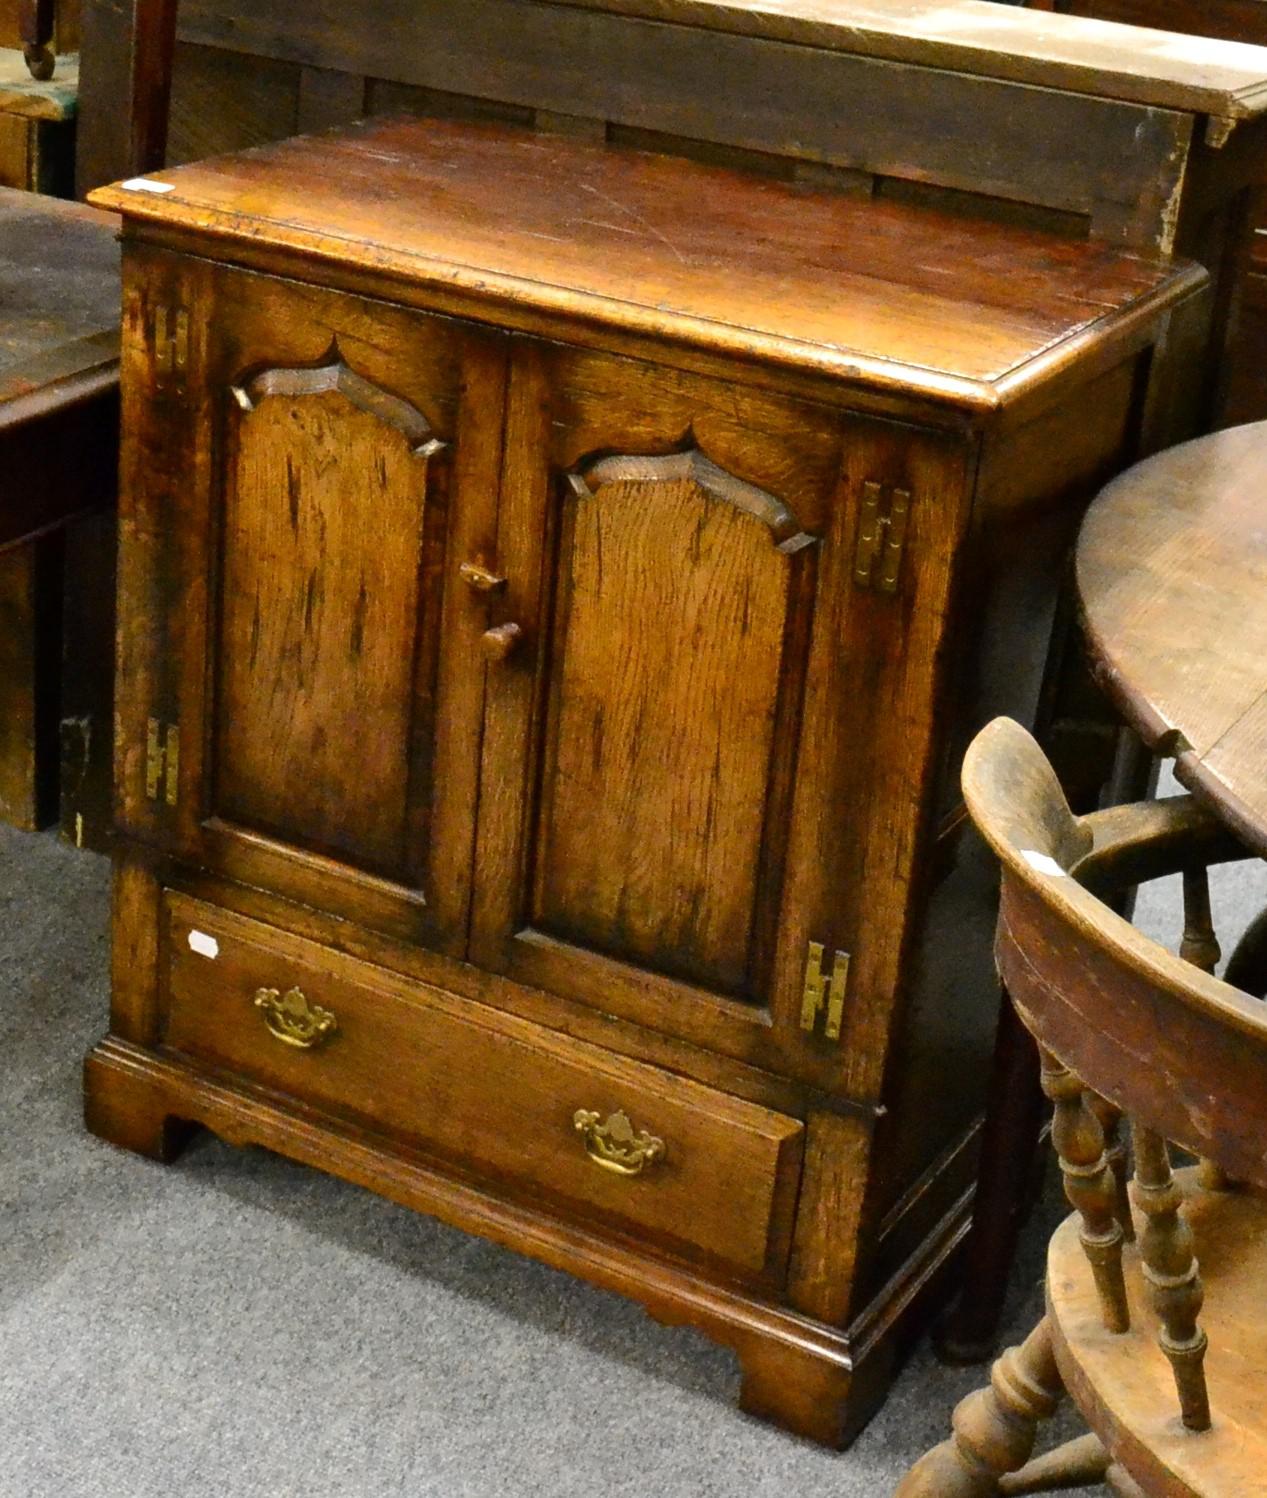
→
(0, 186, 119, 832)
(1077, 420, 1267, 858)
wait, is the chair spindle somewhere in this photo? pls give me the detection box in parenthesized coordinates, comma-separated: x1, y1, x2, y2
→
(1040, 1049, 1130, 1333)
(1131, 1123, 1211, 1431)
(1180, 866, 1221, 974)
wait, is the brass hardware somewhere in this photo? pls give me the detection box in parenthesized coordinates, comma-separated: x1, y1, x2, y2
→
(253, 986, 337, 1049)
(800, 941, 851, 1041)
(145, 718, 161, 799)
(854, 482, 912, 594)
(458, 561, 507, 593)
(153, 304, 189, 389)
(573, 1108, 666, 1176)
(481, 622, 523, 661)
(145, 717, 179, 806)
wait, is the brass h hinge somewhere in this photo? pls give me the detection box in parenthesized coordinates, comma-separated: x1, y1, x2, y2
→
(145, 718, 180, 807)
(854, 481, 912, 593)
(152, 304, 189, 391)
(800, 941, 851, 1041)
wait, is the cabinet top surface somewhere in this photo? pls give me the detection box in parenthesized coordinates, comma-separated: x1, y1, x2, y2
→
(92, 116, 1202, 412)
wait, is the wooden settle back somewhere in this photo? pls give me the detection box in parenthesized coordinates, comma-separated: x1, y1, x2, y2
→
(74, 0, 1267, 439)
(74, 0, 1267, 244)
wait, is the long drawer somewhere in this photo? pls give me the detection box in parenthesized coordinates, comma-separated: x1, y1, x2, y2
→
(160, 892, 806, 1286)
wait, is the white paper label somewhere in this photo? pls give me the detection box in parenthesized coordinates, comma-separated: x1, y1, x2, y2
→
(1021, 849, 1066, 878)
(188, 929, 220, 959)
(119, 177, 176, 194)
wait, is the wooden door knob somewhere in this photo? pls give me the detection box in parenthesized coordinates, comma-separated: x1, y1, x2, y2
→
(481, 622, 523, 661)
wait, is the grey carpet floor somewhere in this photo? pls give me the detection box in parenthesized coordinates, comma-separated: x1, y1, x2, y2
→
(2, 784, 1263, 1498)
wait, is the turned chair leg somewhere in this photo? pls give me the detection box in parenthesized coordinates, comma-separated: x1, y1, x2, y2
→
(1179, 867, 1221, 974)
(1105, 1463, 1149, 1497)
(1039, 1050, 1130, 1333)
(1131, 1124, 1211, 1431)
(894, 1318, 1064, 1497)
(1179, 868, 1233, 1190)
(996, 1431, 1108, 1494)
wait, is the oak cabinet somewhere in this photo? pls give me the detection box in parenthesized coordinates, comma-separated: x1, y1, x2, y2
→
(88, 115, 1204, 1446)
(163, 890, 807, 1288)
(119, 245, 968, 1090)
(117, 252, 493, 954)
(471, 343, 967, 1085)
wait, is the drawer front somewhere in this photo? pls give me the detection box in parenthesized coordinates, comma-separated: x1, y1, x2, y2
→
(162, 893, 805, 1285)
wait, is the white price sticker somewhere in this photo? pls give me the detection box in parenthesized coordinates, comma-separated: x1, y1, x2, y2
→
(188, 929, 220, 959)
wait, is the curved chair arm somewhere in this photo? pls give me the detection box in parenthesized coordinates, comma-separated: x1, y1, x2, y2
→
(1072, 794, 1252, 898)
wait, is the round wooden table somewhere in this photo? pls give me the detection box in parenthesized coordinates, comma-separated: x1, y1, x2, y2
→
(1077, 419, 1267, 858)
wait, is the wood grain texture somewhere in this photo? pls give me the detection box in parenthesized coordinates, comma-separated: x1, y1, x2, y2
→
(896, 1317, 1065, 1496)
(166, 39, 299, 166)
(171, 0, 1267, 124)
(471, 339, 859, 1088)
(73, 0, 179, 192)
(904, 719, 1267, 1494)
(94, 102, 1204, 1443)
(0, 535, 59, 828)
(73, 0, 1213, 260)
(162, 891, 805, 1284)
(115, 246, 502, 954)
(1048, 1182, 1267, 1498)
(0, 170, 126, 849)
(87, 862, 973, 1449)
(217, 360, 446, 879)
(182, 0, 1195, 243)
(536, 0, 1267, 122)
(88, 116, 1203, 412)
(964, 719, 1267, 1192)
(533, 459, 798, 997)
(1077, 420, 1267, 856)
(0, 187, 118, 411)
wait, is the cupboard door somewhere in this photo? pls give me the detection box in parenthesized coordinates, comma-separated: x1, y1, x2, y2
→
(470, 342, 970, 1086)
(115, 247, 505, 952)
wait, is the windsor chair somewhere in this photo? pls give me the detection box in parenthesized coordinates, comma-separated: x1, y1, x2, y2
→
(898, 716, 1265, 1496)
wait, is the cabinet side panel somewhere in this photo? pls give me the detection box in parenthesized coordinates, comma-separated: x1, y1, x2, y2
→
(216, 382, 440, 878)
(533, 473, 793, 996)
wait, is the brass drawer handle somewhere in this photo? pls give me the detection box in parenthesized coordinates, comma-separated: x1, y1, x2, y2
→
(573, 1108, 665, 1177)
(253, 986, 337, 1050)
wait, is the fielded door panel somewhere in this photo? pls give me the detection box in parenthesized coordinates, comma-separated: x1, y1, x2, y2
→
(469, 341, 970, 1088)
(115, 247, 507, 953)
